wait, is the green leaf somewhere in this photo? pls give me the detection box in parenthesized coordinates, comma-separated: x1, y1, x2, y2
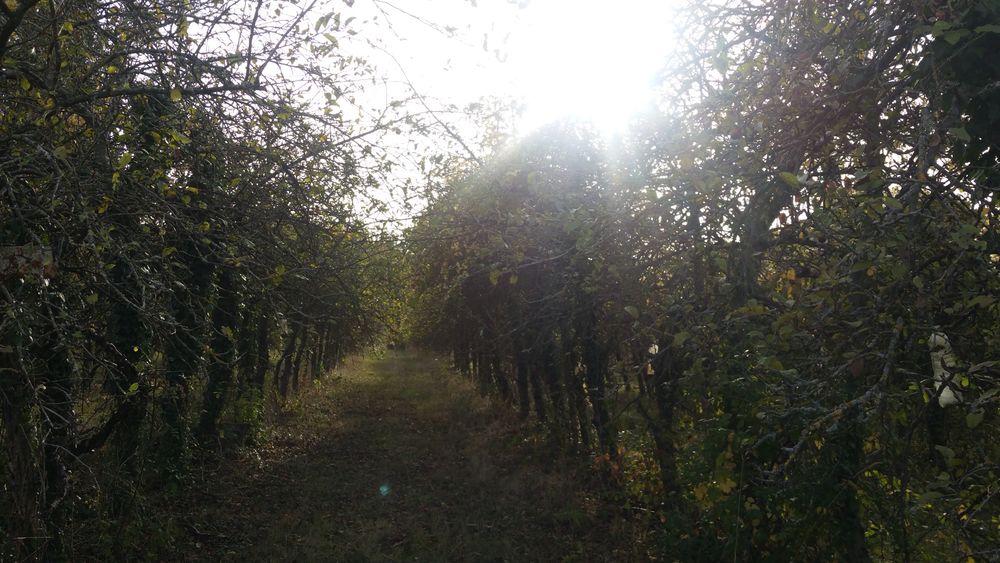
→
(778, 172, 799, 188)
(672, 331, 690, 347)
(929, 20, 955, 36)
(966, 410, 984, 429)
(968, 295, 995, 309)
(948, 127, 972, 143)
(127, 382, 139, 394)
(624, 305, 640, 320)
(942, 29, 970, 44)
(916, 491, 943, 504)
(974, 24, 1000, 34)
(508, 273, 518, 285)
(912, 276, 924, 289)
(162, 246, 176, 257)
(934, 445, 955, 463)
(762, 357, 784, 370)
(170, 88, 182, 102)
(85, 293, 98, 304)
(883, 197, 903, 210)
(167, 128, 191, 144)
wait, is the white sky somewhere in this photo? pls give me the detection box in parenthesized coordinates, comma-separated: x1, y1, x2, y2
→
(344, 0, 683, 136)
(311, 0, 684, 225)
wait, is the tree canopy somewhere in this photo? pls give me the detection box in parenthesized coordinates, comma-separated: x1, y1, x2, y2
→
(408, 1, 1000, 560)
(3, 0, 1000, 561)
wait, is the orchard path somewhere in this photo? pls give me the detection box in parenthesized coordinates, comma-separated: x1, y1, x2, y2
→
(176, 351, 642, 562)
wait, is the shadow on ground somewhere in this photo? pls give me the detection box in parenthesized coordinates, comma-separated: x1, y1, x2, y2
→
(176, 351, 638, 562)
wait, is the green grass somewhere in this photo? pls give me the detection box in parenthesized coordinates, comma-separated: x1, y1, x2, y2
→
(169, 351, 648, 562)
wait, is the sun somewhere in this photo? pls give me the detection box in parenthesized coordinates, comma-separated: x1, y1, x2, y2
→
(507, 0, 680, 136)
(346, 0, 680, 141)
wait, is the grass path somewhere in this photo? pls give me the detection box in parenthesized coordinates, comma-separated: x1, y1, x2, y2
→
(178, 351, 640, 562)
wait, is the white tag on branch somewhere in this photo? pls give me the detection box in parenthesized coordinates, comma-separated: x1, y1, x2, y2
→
(928, 329, 963, 407)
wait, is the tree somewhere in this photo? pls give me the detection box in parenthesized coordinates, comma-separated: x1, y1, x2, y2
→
(407, 1, 1000, 560)
(1, 0, 405, 558)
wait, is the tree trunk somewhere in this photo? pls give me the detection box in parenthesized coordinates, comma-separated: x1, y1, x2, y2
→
(529, 353, 547, 422)
(828, 411, 873, 563)
(276, 323, 301, 398)
(514, 340, 532, 419)
(290, 327, 308, 393)
(542, 334, 565, 427)
(563, 340, 591, 450)
(37, 319, 74, 561)
(107, 240, 150, 515)
(198, 265, 238, 441)
(1, 330, 42, 561)
(582, 341, 615, 455)
(490, 349, 511, 402)
(162, 240, 213, 469)
(648, 343, 680, 497)
(253, 305, 271, 390)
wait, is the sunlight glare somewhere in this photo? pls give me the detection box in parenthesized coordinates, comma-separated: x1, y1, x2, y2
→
(509, 0, 679, 136)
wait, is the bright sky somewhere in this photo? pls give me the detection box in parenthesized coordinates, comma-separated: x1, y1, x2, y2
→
(347, 0, 683, 137)
(317, 0, 684, 224)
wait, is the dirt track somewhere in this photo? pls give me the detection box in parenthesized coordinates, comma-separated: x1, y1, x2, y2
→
(179, 352, 637, 562)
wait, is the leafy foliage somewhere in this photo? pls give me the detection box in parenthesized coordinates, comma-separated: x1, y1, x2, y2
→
(408, 1, 1000, 560)
(0, 0, 405, 558)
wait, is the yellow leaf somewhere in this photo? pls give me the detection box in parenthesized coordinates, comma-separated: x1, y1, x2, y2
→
(717, 477, 737, 494)
(693, 484, 708, 501)
(170, 88, 182, 102)
(785, 268, 796, 281)
(5, 0, 19, 11)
